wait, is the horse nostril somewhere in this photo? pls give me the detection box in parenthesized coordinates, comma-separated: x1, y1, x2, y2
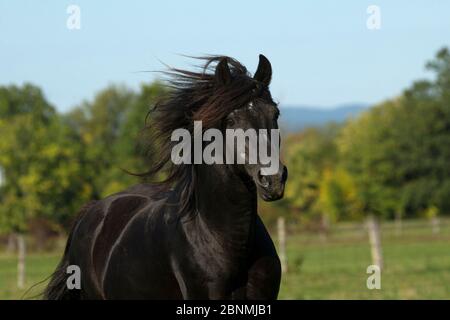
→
(281, 166, 288, 183)
(257, 170, 270, 187)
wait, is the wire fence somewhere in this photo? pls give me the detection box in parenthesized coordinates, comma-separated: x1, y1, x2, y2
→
(275, 217, 450, 299)
(1, 218, 449, 299)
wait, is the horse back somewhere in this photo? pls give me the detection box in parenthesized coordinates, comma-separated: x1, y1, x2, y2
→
(67, 184, 170, 298)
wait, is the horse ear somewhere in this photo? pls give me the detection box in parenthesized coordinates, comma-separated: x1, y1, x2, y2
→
(215, 58, 232, 86)
(254, 54, 272, 86)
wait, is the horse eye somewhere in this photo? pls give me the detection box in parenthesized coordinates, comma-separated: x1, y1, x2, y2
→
(226, 118, 235, 126)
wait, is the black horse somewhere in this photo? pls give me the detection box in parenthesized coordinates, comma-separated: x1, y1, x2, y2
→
(45, 54, 288, 300)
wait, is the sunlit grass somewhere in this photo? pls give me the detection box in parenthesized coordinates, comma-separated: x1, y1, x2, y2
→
(278, 220, 450, 299)
(1, 219, 449, 299)
(0, 253, 61, 300)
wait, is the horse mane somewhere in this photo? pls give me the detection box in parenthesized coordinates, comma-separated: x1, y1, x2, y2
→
(138, 55, 264, 215)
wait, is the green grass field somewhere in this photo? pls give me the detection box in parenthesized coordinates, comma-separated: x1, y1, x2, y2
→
(0, 253, 60, 299)
(1, 219, 449, 299)
(279, 220, 450, 299)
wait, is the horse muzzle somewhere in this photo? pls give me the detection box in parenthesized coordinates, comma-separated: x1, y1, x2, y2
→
(255, 165, 288, 202)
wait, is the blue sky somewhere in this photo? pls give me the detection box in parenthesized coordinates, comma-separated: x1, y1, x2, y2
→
(1, 0, 449, 111)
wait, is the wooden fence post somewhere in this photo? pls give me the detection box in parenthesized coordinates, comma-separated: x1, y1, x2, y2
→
(277, 216, 287, 274)
(367, 215, 383, 270)
(395, 212, 402, 236)
(17, 234, 26, 289)
(431, 216, 440, 235)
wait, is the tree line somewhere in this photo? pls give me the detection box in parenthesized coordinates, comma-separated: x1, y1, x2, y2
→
(0, 82, 167, 237)
(277, 48, 450, 228)
(1, 48, 450, 240)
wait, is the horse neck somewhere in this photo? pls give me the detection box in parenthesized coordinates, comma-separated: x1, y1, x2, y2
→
(192, 163, 257, 253)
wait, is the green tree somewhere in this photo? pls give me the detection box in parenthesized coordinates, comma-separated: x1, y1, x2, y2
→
(0, 84, 91, 287)
(283, 125, 340, 226)
(338, 47, 450, 219)
(0, 84, 57, 233)
(65, 82, 167, 198)
(318, 167, 363, 222)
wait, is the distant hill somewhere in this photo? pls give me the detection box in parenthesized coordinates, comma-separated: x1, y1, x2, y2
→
(279, 103, 370, 132)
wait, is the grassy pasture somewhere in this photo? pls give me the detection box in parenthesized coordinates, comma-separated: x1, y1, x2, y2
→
(1, 219, 449, 299)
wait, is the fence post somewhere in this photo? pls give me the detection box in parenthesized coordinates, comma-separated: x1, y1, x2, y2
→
(395, 211, 402, 236)
(431, 216, 440, 235)
(319, 214, 329, 242)
(367, 215, 383, 270)
(17, 234, 26, 289)
(277, 216, 287, 274)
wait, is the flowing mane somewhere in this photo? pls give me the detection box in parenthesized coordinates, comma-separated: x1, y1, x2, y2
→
(140, 56, 268, 214)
